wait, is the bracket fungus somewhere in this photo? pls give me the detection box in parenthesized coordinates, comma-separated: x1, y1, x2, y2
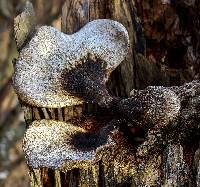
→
(22, 81, 200, 168)
(23, 120, 116, 169)
(13, 3, 200, 178)
(116, 86, 181, 130)
(13, 18, 129, 108)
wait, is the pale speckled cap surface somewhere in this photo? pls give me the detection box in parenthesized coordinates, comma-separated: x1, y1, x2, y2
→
(13, 19, 129, 108)
(23, 120, 114, 169)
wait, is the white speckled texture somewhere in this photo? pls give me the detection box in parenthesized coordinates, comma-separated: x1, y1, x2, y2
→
(23, 120, 113, 169)
(144, 86, 181, 127)
(13, 19, 129, 108)
(129, 86, 181, 128)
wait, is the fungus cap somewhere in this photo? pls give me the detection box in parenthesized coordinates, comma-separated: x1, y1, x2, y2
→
(128, 86, 181, 128)
(23, 120, 114, 169)
(13, 19, 129, 108)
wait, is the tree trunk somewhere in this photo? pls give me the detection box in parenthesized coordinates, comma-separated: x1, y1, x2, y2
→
(17, 0, 200, 186)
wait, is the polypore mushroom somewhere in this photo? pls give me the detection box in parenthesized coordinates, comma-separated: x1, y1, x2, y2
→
(13, 15, 129, 108)
(116, 86, 181, 130)
(23, 120, 116, 169)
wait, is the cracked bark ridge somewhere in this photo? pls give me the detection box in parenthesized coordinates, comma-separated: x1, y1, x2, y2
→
(13, 19, 129, 108)
(14, 1, 36, 50)
(135, 0, 200, 84)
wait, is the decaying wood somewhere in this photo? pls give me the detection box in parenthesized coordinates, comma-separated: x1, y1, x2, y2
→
(12, 0, 200, 187)
(14, 1, 36, 50)
(135, 0, 200, 86)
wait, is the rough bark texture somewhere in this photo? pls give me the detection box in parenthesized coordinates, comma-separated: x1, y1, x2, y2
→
(13, 0, 200, 187)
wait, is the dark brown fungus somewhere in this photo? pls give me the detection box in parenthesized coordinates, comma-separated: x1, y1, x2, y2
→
(116, 86, 181, 130)
(61, 55, 121, 108)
